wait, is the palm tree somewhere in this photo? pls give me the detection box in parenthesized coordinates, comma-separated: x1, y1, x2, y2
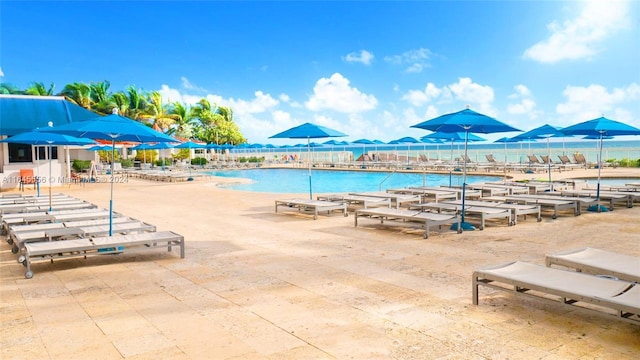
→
(60, 82, 92, 108)
(0, 83, 23, 94)
(169, 102, 194, 138)
(89, 81, 115, 114)
(25, 82, 55, 96)
(109, 91, 130, 116)
(138, 91, 179, 131)
(124, 85, 148, 120)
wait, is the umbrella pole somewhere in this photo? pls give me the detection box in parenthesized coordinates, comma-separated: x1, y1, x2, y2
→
(547, 137, 552, 191)
(452, 130, 474, 231)
(109, 139, 115, 236)
(307, 138, 312, 200)
(36, 147, 41, 197)
(589, 133, 607, 212)
(48, 144, 52, 211)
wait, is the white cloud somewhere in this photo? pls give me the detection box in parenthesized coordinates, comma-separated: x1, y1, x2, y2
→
(180, 76, 207, 92)
(305, 73, 378, 113)
(523, 0, 630, 63)
(507, 84, 538, 118)
(343, 50, 374, 65)
(0, 67, 4, 77)
(401, 77, 496, 115)
(448, 77, 494, 105)
(279, 94, 290, 102)
(384, 48, 433, 73)
(555, 83, 640, 125)
(402, 83, 442, 107)
(229, 90, 279, 116)
(158, 84, 203, 105)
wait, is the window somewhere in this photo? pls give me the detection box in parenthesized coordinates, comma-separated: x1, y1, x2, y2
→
(8, 143, 33, 163)
(36, 146, 59, 161)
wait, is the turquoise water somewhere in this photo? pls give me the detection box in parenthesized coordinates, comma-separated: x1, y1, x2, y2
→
(208, 169, 501, 193)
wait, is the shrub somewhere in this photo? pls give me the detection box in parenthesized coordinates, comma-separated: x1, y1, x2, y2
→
(120, 159, 134, 168)
(238, 156, 265, 163)
(71, 159, 92, 173)
(155, 158, 172, 166)
(191, 157, 207, 166)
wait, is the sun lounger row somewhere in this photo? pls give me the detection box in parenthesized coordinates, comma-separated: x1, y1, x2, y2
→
(275, 199, 348, 220)
(354, 207, 461, 238)
(473, 258, 640, 324)
(22, 231, 185, 279)
(1, 193, 186, 279)
(408, 202, 513, 230)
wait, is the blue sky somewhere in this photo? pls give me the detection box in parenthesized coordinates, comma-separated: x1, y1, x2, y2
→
(1, 0, 639, 144)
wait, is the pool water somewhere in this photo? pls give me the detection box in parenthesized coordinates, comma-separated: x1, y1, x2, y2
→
(207, 168, 502, 193)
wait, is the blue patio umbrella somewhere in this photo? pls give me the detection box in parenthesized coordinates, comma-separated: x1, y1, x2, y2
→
(148, 142, 176, 170)
(514, 124, 565, 187)
(561, 116, 640, 212)
(352, 138, 375, 166)
(421, 131, 486, 163)
(0, 128, 96, 210)
(130, 143, 153, 165)
(87, 145, 113, 151)
(42, 112, 178, 235)
(411, 108, 521, 231)
(175, 141, 206, 162)
(270, 122, 347, 199)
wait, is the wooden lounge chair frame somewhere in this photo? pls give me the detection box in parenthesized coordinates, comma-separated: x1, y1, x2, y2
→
(22, 230, 185, 279)
(546, 248, 640, 283)
(354, 208, 460, 238)
(275, 199, 348, 220)
(473, 261, 640, 325)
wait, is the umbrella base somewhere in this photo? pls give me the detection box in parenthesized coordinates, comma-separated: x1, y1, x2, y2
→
(587, 205, 610, 212)
(451, 222, 476, 231)
(187, 177, 194, 181)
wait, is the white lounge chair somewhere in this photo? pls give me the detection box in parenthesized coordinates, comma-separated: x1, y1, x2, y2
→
(473, 261, 640, 324)
(546, 248, 640, 283)
(275, 199, 348, 220)
(354, 207, 460, 238)
(22, 230, 185, 279)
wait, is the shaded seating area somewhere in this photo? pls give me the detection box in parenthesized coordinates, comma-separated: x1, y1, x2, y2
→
(472, 261, 640, 325)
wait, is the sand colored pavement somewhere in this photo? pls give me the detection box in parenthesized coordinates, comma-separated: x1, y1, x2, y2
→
(1, 167, 639, 359)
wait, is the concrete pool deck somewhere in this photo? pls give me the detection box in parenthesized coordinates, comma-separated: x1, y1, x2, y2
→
(1, 167, 639, 359)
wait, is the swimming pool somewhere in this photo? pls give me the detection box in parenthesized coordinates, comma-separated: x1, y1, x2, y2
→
(207, 168, 502, 193)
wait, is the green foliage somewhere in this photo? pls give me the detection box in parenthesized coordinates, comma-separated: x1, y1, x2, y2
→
(616, 158, 640, 167)
(97, 149, 120, 163)
(172, 148, 190, 160)
(72, 159, 92, 172)
(191, 157, 207, 165)
(120, 159, 134, 168)
(155, 158, 172, 166)
(238, 156, 264, 163)
(134, 150, 157, 162)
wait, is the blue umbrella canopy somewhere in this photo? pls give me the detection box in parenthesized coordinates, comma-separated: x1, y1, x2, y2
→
(411, 108, 520, 231)
(560, 116, 640, 137)
(561, 116, 640, 212)
(130, 143, 152, 151)
(0, 129, 96, 210)
(147, 142, 176, 149)
(514, 124, 565, 186)
(174, 141, 206, 149)
(270, 122, 347, 139)
(393, 136, 421, 143)
(270, 122, 347, 199)
(421, 131, 486, 142)
(41, 113, 178, 236)
(411, 108, 521, 134)
(352, 138, 375, 145)
(0, 129, 96, 146)
(87, 145, 114, 151)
